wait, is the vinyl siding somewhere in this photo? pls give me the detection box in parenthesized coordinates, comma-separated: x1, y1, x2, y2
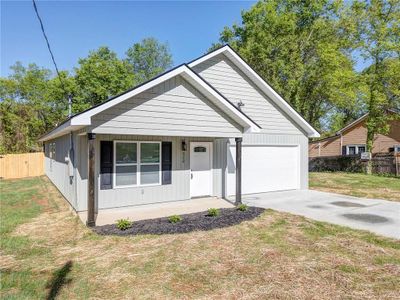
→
(74, 134, 226, 211)
(91, 75, 242, 138)
(192, 54, 304, 135)
(44, 133, 78, 209)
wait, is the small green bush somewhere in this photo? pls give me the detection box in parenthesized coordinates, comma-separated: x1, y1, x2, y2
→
(116, 219, 132, 231)
(168, 215, 182, 223)
(207, 208, 220, 217)
(237, 204, 248, 211)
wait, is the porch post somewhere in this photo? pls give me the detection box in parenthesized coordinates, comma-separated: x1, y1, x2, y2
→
(235, 137, 242, 205)
(87, 133, 96, 227)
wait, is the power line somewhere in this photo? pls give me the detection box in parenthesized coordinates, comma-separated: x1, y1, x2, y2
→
(32, 0, 67, 95)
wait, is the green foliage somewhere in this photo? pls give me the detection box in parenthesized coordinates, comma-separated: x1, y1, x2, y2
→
(116, 219, 132, 231)
(0, 64, 72, 153)
(207, 208, 220, 217)
(213, 0, 359, 132)
(237, 204, 248, 212)
(168, 215, 182, 223)
(125, 37, 173, 84)
(348, 0, 400, 155)
(0, 38, 172, 154)
(74, 47, 135, 109)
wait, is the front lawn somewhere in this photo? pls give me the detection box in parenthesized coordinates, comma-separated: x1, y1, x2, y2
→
(310, 172, 400, 202)
(1, 177, 400, 299)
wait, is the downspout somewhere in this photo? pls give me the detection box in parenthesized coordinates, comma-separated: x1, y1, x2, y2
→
(340, 133, 343, 155)
(318, 142, 321, 157)
(69, 132, 76, 207)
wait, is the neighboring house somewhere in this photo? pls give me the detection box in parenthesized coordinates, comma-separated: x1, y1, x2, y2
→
(39, 45, 319, 226)
(309, 112, 400, 157)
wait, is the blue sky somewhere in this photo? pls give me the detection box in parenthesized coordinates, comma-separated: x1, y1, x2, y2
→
(1, 0, 256, 76)
(1, 0, 368, 77)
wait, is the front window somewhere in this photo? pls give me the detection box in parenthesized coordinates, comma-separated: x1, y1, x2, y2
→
(140, 143, 160, 185)
(114, 141, 161, 187)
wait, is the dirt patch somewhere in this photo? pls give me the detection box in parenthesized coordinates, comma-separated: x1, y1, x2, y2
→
(93, 207, 265, 236)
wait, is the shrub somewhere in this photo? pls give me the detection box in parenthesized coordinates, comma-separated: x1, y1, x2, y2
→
(207, 208, 220, 217)
(168, 215, 182, 223)
(237, 204, 248, 211)
(116, 219, 132, 231)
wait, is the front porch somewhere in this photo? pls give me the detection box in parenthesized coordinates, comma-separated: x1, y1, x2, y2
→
(79, 196, 234, 226)
(82, 133, 243, 226)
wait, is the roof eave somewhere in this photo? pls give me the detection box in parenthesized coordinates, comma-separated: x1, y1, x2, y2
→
(39, 64, 259, 141)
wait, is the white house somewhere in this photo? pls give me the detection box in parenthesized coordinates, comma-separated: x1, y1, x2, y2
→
(39, 45, 319, 226)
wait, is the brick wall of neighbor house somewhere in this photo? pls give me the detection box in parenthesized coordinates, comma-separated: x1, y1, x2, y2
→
(309, 119, 400, 157)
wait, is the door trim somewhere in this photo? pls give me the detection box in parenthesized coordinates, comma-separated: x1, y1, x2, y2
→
(190, 142, 213, 198)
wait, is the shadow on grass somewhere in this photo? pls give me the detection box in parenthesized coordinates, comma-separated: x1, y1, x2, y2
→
(46, 260, 73, 300)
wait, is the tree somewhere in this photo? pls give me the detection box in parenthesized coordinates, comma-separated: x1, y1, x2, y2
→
(125, 38, 173, 84)
(349, 0, 399, 172)
(74, 47, 134, 109)
(0, 63, 68, 153)
(211, 0, 358, 132)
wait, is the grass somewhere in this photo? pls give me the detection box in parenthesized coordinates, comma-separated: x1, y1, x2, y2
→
(1, 176, 400, 299)
(310, 172, 400, 202)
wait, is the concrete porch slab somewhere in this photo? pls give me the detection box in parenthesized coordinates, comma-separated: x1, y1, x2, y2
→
(78, 197, 234, 226)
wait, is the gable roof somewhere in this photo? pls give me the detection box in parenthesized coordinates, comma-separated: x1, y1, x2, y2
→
(39, 64, 260, 142)
(188, 45, 320, 138)
(310, 109, 399, 143)
(336, 113, 368, 135)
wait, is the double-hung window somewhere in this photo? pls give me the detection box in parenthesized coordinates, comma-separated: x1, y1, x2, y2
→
(114, 141, 161, 188)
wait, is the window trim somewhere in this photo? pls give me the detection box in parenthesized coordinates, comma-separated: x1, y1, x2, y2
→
(345, 144, 366, 155)
(113, 141, 162, 189)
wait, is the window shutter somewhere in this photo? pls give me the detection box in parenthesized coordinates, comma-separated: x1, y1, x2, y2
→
(342, 146, 346, 156)
(100, 141, 113, 190)
(162, 142, 172, 185)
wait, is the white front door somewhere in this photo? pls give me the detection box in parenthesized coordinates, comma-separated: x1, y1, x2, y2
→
(190, 142, 212, 197)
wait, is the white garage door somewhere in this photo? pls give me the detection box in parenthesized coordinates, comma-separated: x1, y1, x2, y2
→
(227, 145, 300, 195)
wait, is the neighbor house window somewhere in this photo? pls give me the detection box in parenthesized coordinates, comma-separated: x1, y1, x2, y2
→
(394, 145, 400, 153)
(346, 145, 366, 155)
(114, 141, 161, 187)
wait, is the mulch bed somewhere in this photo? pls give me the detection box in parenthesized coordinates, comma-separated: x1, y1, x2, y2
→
(93, 206, 265, 236)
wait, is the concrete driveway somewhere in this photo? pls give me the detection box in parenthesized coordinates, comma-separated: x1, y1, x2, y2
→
(237, 190, 400, 239)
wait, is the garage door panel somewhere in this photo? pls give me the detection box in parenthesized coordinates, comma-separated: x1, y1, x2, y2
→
(227, 145, 300, 195)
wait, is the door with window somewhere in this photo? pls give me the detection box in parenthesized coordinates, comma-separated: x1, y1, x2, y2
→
(190, 142, 212, 197)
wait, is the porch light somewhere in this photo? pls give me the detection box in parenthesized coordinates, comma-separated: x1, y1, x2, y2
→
(181, 140, 187, 151)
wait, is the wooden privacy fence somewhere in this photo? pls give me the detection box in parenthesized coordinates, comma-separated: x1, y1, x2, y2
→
(309, 153, 400, 176)
(0, 152, 44, 179)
